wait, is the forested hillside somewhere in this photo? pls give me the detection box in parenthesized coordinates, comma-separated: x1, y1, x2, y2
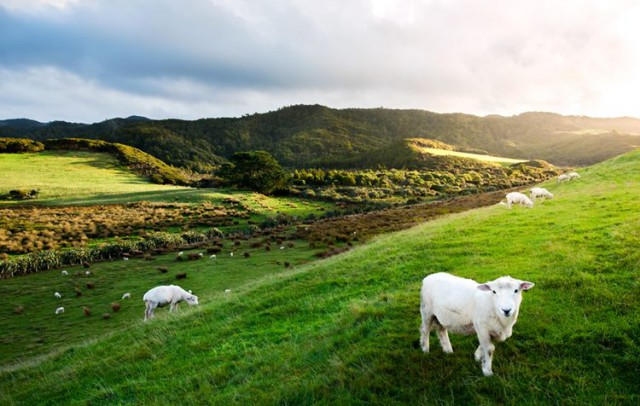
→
(2, 105, 639, 170)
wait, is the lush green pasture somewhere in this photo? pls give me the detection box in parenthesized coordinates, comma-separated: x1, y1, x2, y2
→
(415, 145, 527, 164)
(0, 151, 185, 204)
(1, 150, 639, 404)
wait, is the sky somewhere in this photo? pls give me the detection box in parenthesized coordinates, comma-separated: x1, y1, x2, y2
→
(1, 0, 640, 123)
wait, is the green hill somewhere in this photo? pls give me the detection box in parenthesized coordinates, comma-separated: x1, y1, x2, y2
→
(1, 149, 638, 403)
(2, 105, 640, 170)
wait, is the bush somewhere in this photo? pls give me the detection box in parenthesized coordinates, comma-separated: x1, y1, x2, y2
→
(0, 138, 45, 153)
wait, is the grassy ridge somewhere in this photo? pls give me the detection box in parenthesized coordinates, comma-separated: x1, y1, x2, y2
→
(0, 151, 184, 204)
(1, 150, 639, 403)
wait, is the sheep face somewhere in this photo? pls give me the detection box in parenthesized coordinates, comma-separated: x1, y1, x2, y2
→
(186, 294, 199, 306)
(478, 277, 534, 318)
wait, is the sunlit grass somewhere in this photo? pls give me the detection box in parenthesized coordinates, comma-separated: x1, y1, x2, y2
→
(413, 145, 527, 164)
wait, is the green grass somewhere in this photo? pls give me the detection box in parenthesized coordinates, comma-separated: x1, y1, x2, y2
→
(1, 149, 639, 404)
(0, 151, 187, 205)
(414, 146, 527, 164)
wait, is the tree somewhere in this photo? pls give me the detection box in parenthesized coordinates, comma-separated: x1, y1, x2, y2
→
(220, 151, 290, 194)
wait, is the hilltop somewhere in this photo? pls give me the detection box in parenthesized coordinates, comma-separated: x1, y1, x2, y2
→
(2, 105, 640, 171)
(0, 149, 638, 404)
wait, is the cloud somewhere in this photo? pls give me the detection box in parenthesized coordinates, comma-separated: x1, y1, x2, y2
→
(1, 0, 639, 122)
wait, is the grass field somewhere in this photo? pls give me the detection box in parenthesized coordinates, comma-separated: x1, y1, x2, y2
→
(1, 150, 639, 404)
(413, 145, 528, 164)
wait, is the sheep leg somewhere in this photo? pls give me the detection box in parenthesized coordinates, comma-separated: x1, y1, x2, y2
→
(144, 301, 156, 321)
(436, 326, 453, 353)
(419, 302, 433, 353)
(475, 331, 495, 376)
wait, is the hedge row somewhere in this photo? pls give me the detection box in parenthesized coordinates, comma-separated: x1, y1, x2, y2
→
(0, 228, 223, 279)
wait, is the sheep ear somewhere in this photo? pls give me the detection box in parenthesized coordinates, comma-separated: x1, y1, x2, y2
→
(520, 281, 535, 291)
(477, 284, 492, 291)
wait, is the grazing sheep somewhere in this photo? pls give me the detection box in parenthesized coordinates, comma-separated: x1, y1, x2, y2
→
(55, 306, 65, 315)
(420, 272, 535, 376)
(61, 270, 68, 276)
(209, 254, 216, 259)
(123, 257, 129, 261)
(143, 285, 199, 321)
(504, 192, 534, 209)
(529, 187, 554, 201)
(557, 174, 570, 184)
(122, 292, 131, 299)
(54, 292, 62, 299)
(85, 270, 91, 276)
(230, 252, 234, 257)
(224, 289, 231, 294)
(567, 171, 581, 180)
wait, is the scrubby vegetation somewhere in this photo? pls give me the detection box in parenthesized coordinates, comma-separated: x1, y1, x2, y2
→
(0, 137, 44, 153)
(290, 161, 558, 203)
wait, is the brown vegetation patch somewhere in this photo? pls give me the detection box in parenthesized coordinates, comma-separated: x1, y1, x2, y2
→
(0, 202, 244, 254)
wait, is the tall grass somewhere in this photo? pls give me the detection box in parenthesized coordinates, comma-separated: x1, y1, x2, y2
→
(1, 150, 639, 404)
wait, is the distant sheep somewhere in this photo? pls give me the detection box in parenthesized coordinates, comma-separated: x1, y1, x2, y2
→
(61, 270, 68, 276)
(122, 292, 131, 299)
(420, 272, 534, 376)
(529, 187, 554, 201)
(143, 285, 199, 321)
(54, 292, 62, 299)
(557, 174, 570, 184)
(55, 306, 65, 315)
(567, 171, 581, 180)
(504, 192, 534, 209)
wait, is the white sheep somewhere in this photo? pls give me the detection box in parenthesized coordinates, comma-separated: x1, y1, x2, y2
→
(209, 254, 216, 259)
(54, 292, 62, 299)
(420, 272, 534, 376)
(529, 187, 554, 201)
(143, 285, 199, 321)
(122, 292, 131, 300)
(61, 270, 68, 276)
(55, 306, 65, 314)
(557, 174, 570, 184)
(504, 192, 534, 209)
(224, 289, 231, 294)
(123, 257, 129, 261)
(567, 171, 581, 180)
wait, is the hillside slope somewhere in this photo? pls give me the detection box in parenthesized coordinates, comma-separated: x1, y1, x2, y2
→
(2, 105, 639, 170)
(1, 149, 639, 404)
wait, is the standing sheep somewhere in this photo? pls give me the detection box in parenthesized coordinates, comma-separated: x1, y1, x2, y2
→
(504, 192, 534, 209)
(567, 171, 581, 180)
(529, 187, 554, 201)
(420, 272, 534, 376)
(143, 285, 199, 321)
